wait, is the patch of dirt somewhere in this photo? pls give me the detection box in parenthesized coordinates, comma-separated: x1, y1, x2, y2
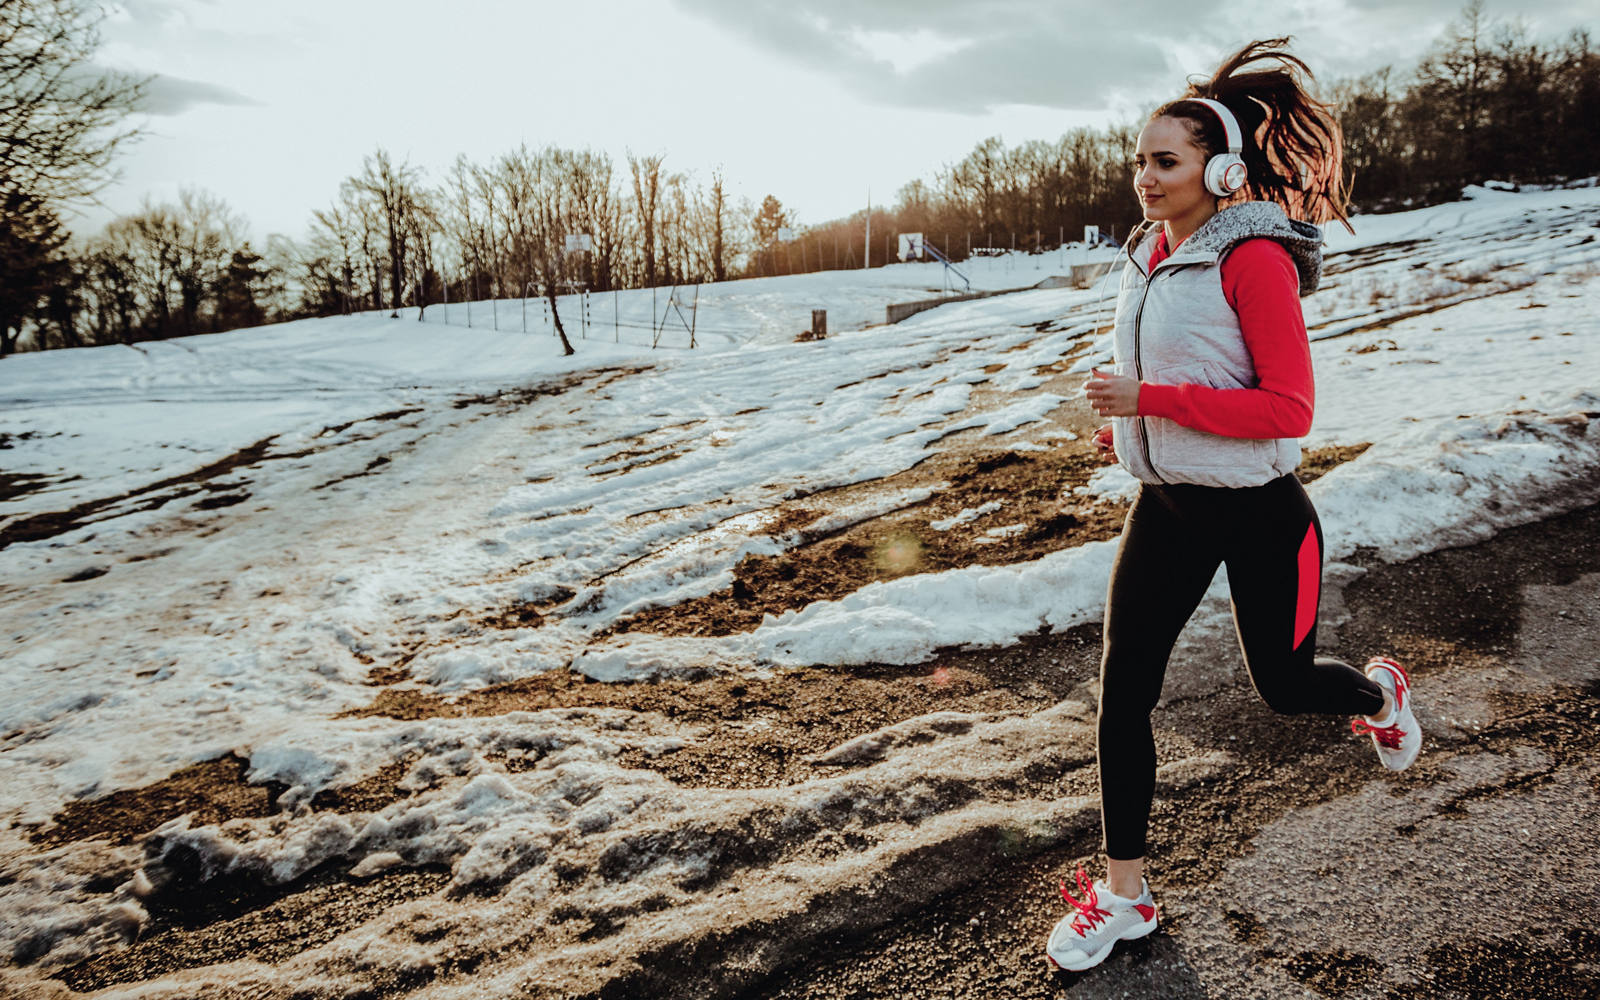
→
(450, 370, 611, 411)
(343, 625, 1103, 793)
(312, 407, 423, 438)
(1297, 442, 1370, 482)
(473, 585, 577, 631)
(312, 454, 391, 491)
(586, 443, 1365, 641)
(0, 470, 76, 503)
(1386, 930, 1600, 1000)
(308, 759, 416, 813)
(53, 862, 453, 994)
(597, 447, 1125, 639)
(1320, 238, 1428, 277)
(2, 375, 594, 551)
(1279, 949, 1386, 994)
(364, 663, 414, 685)
(0, 437, 293, 551)
(29, 754, 284, 849)
(191, 489, 250, 510)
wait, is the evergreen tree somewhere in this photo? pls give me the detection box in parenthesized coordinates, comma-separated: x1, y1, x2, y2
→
(214, 245, 269, 331)
(0, 190, 69, 356)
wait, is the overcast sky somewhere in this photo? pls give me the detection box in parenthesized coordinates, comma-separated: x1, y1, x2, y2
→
(76, 0, 1594, 243)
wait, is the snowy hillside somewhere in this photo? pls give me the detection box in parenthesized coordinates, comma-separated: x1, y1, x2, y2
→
(1, 184, 1598, 997)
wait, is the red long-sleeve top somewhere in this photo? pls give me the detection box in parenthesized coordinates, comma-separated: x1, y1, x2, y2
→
(1135, 232, 1315, 439)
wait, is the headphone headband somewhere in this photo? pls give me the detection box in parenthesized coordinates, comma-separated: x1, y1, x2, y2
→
(1187, 98, 1243, 155)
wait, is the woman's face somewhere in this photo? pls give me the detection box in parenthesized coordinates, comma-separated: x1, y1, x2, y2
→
(1134, 116, 1216, 235)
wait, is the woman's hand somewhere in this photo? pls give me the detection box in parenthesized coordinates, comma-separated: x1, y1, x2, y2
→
(1083, 368, 1142, 418)
(1092, 423, 1116, 463)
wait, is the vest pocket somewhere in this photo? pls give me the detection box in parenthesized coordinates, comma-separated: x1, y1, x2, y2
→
(1144, 361, 1273, 482)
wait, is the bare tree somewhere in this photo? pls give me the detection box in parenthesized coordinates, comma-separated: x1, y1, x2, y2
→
(1414, 0, 1493, 189)
(171, 187, 243, 335)
(659, 171, 692, 284)
(563, 148, 622, 291)
(495, 145, 538, 302)
(705, 170, 729, 282)
(78, 236, 138, 345)
(347, 148, 431, 315)
(628, 152, 664, 287)
(311, 198, 361, 313)
(0, 0, 148, 204)
(532, 149, 574, 355)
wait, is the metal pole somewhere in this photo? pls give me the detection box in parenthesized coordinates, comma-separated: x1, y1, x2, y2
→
(689, 283, 698, 349)
(863, 189, 871, 271)
(443, 270, 449, 326)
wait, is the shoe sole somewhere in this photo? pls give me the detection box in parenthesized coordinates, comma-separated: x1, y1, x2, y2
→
(1045, 914, 1158, 972)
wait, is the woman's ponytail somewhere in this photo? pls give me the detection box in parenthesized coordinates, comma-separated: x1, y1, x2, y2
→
(1155, 37, 1354, 233)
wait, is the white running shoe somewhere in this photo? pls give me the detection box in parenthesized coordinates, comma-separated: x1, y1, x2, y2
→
(1351, 656, 1422, 771)
(1045, 868, 1158, 973)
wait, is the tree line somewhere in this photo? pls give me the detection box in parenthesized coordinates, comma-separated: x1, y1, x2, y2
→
(3, 0, 1596, 356)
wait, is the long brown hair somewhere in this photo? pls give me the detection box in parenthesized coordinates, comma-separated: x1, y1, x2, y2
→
(1153, 38, 1354, 233)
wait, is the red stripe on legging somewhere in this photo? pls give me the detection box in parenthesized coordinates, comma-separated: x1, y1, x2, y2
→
(1293, 522, 1319, 649)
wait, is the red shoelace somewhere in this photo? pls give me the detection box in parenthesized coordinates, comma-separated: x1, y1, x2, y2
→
(1059, 868, 1111, 937)
(1351, 716, 1405, 748)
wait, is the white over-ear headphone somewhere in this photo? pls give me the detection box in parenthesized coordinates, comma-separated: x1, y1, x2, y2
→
(1189, 97, 1248, 197)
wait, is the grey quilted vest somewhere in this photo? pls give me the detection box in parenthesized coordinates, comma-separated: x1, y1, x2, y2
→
(1110, 201, 1324, 488)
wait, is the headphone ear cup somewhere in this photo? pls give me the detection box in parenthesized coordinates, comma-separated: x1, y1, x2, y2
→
(1205, 154, 1248, 197)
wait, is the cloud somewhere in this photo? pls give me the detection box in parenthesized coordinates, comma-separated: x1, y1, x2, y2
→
(672, 0, 1232, 113)
(672, 0, 1595, 114)
(135, 72, 260, 115)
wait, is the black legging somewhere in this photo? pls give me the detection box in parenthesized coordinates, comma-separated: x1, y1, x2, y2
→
(1097, 472, 1386, 860)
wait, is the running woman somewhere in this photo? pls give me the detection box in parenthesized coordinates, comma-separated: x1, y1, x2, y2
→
(1045, 38, 1422, 974)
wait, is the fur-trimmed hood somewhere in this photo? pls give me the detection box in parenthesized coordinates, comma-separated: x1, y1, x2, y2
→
(1128, 200, 1324, 296)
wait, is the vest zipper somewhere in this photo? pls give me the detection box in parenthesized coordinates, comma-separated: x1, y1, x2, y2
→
(1132, 266, 1165, 484)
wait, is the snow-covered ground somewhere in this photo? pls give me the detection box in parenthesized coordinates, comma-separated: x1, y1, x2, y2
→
(1, 184, 1598, 990)
(401, 242, 1118, 350)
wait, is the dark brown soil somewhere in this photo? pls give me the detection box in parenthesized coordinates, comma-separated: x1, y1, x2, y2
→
(600, 447, 1124, 639)
(0, 470, 74, 503)
(581, 444, 1363, 642)
(344, 625, 1103, 792)
(29, 755, 283, 849)
(54, 862, 454, 994)
(0, 436, 284, 551)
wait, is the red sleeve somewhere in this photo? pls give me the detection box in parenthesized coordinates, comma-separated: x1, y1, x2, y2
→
(1137, 238, 1314, 439)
